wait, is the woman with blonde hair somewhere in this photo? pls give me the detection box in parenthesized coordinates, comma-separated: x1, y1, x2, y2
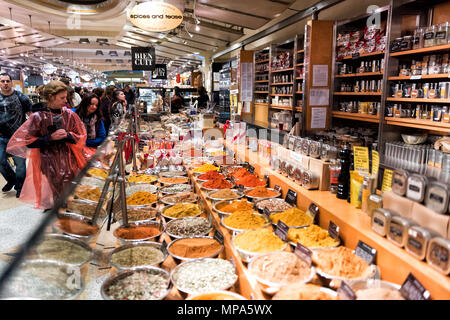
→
(7, 80, 87, 210)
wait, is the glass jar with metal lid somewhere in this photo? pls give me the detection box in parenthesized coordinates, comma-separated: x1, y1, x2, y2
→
(426, 237, 450, 275)
(400, 35, 413, 51)
(406, 174, 429, 203)
(309, 140, 322, 159)
(392, 169, 410, 197)
(301, 138, 311, 156)
(424, 181, 450, 214)
(371, 208, 394, 237)
(293, 165, 303, 185)
(294, 137, 303, 154)
(302, 169, 319, 190)
(406, 225, 434, 261)
(387, 215, 414, 248)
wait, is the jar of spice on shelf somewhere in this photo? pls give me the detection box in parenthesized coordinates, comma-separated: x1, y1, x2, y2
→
(413, 27, 424, 49)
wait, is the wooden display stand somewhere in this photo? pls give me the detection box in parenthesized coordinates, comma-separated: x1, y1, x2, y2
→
(226, 142, 450, 299)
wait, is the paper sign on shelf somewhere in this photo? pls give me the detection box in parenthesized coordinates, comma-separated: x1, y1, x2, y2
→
(312, 65, 329, 87)
(372, 150, 380, 176)
(310, 107, 327, 129)
(309, 88, 329, 106)
(353, 146, 370, 173)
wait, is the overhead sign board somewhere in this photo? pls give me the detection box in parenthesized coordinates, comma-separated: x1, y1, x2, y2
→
(131, 46, 156, 71)
(151, 64, 167, 80)
(129, 2, 183, 32)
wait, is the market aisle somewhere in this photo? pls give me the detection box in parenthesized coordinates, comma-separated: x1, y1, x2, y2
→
(0, 175, 23, 211)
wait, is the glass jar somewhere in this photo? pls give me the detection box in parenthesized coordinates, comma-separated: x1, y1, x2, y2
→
(401, 35, 413, 51)
(424, 25, 436, 48)
(436, 22, 449, 45)
(413, 27, 424, 49)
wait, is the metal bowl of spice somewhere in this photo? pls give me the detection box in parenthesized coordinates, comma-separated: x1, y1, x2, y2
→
(53, 212, 100, 243)
(170, 258, 238, 295)
(269, 208, 315, 229)
(207, 189, 244, 202)
(126, 190, 159, 209)
(254, 198, 293, 213)
(196, 171, 226, 183)
(109, 242, 168, 271)
(247, 252, 315, 296)
(160, 192, 199, 206)
(221, 212, 271, 233)
(158, 176, 190, 186)
(1, 259, 85, 300)
(126, 184, 158, 195)
(167, 236, 224, 262)
(200, 179, 234, 191)
(244, 187, 281, 201)
(159, 170, 187, 178)
(127, 174, 159, 185)
(161, 203, 202, 220)
(33, 233, 93, 267)
(165, 216, 213, 239)
(117, 207, 159, 224)
(213, 199, 255, 217)
(113, 220, 165, 245)
(159, 183, 192, 195)
(101, 266, 171, 300)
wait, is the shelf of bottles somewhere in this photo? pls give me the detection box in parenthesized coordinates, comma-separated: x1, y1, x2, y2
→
(254, 49, 270, 106)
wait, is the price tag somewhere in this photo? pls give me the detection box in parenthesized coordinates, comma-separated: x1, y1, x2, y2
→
(351, 52, 360, 60)
(294, 242, 312, 267)
(371, 150, 379, 176)
(328, 221, 340, 240)
(355, 240, 377, 265)
(410, 75, 422, 80)
(338, 281, 356, 300)
(238, 184, 245, 193)
(381, 169, 393, 192)
(353, 146, 370, 173)
(161, 240, 168, 255)
(263, 207, 272, 220)
(230, 176, 236, 184)
(400, 273, 430, 300)
(275, 220, 289, 242)
(248, 165, 255, 174)
(274, 185, 281, 192)
(214, 230, 224, 244)
(285, 189, 297, 206)
(264, 174, 269, 183)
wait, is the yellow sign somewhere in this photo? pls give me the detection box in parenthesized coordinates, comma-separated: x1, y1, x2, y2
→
(372, 150, 379, 176)
(381, 169, 393, 192)
(129, 2, 183, 32)
(353, 146, 370, 173)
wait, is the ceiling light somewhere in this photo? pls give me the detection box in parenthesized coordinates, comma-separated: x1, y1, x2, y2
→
(124, 51, 131, 56)
(79, 38, 90, 44)
(151, 39, 158, 43)
(183, 40, 187, 45)
(96, 50, 103, 56)
(195, 25, 200, 32)
(109, 51, 118, 57)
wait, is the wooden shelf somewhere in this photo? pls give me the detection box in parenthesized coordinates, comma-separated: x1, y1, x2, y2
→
(386, 97, 450, 104)
(271, 94, 293, 97)
(296, 91, 303, 94)
(340, 51, 385, 60)
(255, 59, 269, 64)
(296, 107, 303, 112)
(255, 70, 269, 73)
(270, 104, 293, 110)
(388, 73, 450, 80)
(253, 102, 268, 106)
(297, 49, 305, 53)
(254, 91, 269, 94)
(332, 111, 379, 123)
(335, 72, 384, 78)
(390, 44, 450, 57)
(271, 82, 294, 85)
(296, 77, 304, 80)
(385, 117, 450, 133)
(225, 143, 450, 300)
(334, 92, 382, 96)
(254, 80, 269, 83)
(270, 68, 294, 73)
(296, 63, 304, 66)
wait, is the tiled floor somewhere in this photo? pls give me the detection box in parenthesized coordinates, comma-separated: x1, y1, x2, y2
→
(0, 175, 24, 211)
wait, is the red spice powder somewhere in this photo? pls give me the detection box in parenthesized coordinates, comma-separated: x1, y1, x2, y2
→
(115, 225, 161, 240)
(236, 174, 266, 187)
(56, 218, 99, 236)
(203, 177, 233, 189)
(198, 170, 224, 180)
(232, 168, 251, 179)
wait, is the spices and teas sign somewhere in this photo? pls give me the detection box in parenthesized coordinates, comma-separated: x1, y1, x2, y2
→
(132, 47, 156, 71)
(129, 1, 183, 32)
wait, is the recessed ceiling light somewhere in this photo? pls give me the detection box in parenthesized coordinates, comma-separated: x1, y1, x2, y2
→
(79, 38, 90, 44)
(151, 39, 158, 43)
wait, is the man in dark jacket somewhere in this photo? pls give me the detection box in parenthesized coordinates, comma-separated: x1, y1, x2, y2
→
(0, 73, 32, 197)
(124, 85, 135, 108)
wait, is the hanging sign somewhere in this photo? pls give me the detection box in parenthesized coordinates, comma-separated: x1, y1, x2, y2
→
(151, 64, 167, 80)
(131, 47, 156, 71)
(129, 2, 183, 32)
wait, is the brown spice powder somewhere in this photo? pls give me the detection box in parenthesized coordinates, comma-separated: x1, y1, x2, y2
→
(56, 218, 99, 236)
(169, 238, 222, 258)
(115, 225, 161, 240)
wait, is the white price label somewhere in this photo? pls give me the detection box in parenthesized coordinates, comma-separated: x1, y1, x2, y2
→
(410, 75, 422, 80)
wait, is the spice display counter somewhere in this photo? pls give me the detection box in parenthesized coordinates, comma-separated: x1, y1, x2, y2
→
(225, 142, 450, 300)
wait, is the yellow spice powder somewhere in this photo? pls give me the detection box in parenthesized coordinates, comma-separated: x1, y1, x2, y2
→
(234, 228, 285, 253)
(288, 224, 339, 248)
(193, 164, 220, 173)
(218, 200, 253, 213)
(164, 203, 201, 218)
(126, 191, 158, 205)
(223, 210, 267, 230)
(270, 208, 313, 227)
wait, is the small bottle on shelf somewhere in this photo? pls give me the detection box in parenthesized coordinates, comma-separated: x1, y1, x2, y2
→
(354, 81, 360, 93)
(413, 27, 424, 49)
(428, 83, 438, 99)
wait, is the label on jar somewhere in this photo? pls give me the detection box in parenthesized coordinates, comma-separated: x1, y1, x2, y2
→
(435, 31, 446, 40)
(328, 221, 340, 240)
(285, 189, 297, 206)
(294, 242, 312, 267)
(275, 220, 289, 242)
(424, 32, 435, 40)
(429, 192, 444, 204)
(338, 281, 356, 300)
(407, 237, 423, 251)
(430, 242, 449, 267)
(389, 222, 404, 239)
(408, 184, 421, 193)
(400, 273, 430, 300)
(355, 240, 377, 265)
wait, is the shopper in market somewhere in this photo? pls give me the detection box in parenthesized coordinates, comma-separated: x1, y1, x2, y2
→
(100, 85, 116, 134)
(109, 89, 127, 129)
(170, 86, 184, 113)
(92, 87, 104, 100)
(196, 86, 209, 110)
(124, 84, 135, 108)
(75, 93, 106, 159)
(6, 80, 87, 210)
(0, 73, 32, 198)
